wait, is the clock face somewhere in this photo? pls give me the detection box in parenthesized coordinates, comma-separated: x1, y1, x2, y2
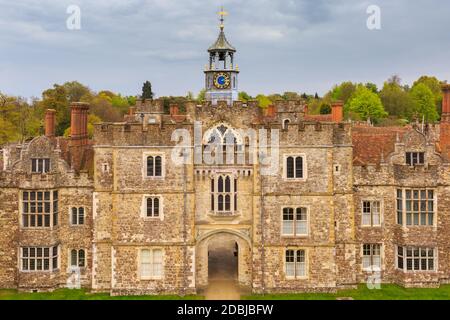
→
(213, 72, 231, 89)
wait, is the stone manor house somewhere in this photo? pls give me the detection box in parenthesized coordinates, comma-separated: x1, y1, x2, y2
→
(1, 15, 450, 295)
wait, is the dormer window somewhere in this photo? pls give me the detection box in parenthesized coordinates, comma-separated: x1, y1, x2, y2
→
(406, 152, 424, 166)
(31, 158, 50, 173)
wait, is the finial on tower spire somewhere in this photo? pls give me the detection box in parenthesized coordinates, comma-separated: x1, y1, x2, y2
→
(218, 6, 228, 30)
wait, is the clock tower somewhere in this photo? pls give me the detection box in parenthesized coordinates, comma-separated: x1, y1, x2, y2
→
(204, 8, 239, 105)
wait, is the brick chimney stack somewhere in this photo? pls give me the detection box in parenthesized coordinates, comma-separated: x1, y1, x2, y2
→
(441, 84, 450, 122)
(69, 102, 90, 171)
(332, 101, 344, 123)
(440, 84, 450, 160)
(266, 105, 277, 117)
(44, 109, 56, 138)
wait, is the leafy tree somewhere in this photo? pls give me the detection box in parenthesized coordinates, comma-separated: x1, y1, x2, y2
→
(197, 89, 206, 102)
(238, 91, 252, 102)
(319, 103, 332, 115)
(62, 81, 92, 102)
(409, 83, 439, 122)
(379, 81, 412, 118)
(329, 82, 357, 104)
(365, 82, 378, 94)
(283, 92, 302, 100)
(142, 81, 154, 100)
(38, 84, 71, 136)
(412, 76, 443, 114)
(255, 94, 272, 108)
(347, 85, 387, 122)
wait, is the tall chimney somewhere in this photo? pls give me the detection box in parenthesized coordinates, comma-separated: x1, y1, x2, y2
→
(69, 102, 90, 171)
(44, 109, 56, 138)
(442, 84, 450, 122)
(332, 101, 344, 123)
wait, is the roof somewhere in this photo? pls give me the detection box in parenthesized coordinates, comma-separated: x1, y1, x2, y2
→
(352, 125, 408, 165)
(208, 29, 236, 52)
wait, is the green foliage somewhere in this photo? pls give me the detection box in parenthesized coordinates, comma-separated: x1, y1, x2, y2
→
(329, 82, 357, 104)
(365, 82, 378, 94)
(141, 81, 153, 100)
(238, 91, 252, 102)
(197, 89, 206, 102)
(347, 85, 387, 122)
(282, 92, 302, 101)
(319, 103, 332, 115)
(409, 83, 439, 122)
(380, 81, 412, 118)
(255, 94, 272, 108)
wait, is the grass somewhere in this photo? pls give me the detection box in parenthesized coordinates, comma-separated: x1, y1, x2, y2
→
(0, 289, 202, 300)
(242, 284, 450, 300)
(1, 284, 450, 300)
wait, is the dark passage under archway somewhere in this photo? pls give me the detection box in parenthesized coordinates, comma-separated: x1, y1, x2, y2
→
(208, 236, 238, 281)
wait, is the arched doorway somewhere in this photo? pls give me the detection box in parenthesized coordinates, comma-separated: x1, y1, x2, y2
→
(208, 235, 238, 281)
(196, 230, 252, 290)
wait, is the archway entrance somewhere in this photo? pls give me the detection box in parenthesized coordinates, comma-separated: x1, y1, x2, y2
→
(196, 230, 252, 300)
(208, 236, 238, 281)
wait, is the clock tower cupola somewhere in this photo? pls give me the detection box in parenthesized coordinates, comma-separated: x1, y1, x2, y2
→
(205, 8, 239, 105)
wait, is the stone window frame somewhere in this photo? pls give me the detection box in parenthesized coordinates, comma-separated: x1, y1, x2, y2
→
(283, 154, 307, 181)
(142, 152, 166, 180)
(31, 158, 51, 174)
(137, 247, 164, 281)
(141, 195, 164, 221)
(19, 245, 59, 273)
(284, 248, 308, 280)
(68, 248, 87, 270)
(396, 189, 436, 227)
(280, 206, 310, 238)
(282, 119, 290, 131)
(361, 243, 383, 272)
(69, 206, 86, 226)
(406, 152, 425, 166)
(20, 190, 59, 229)
(361, 199, 383, 227)
(210, 173, 238, 214)
(396, 246, 437, 273)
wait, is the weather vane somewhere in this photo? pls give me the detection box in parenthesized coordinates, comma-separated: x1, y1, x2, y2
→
(218, 6, 228, 30)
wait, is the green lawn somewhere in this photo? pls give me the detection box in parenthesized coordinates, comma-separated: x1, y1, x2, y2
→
(2, 284, 450, 300)
(0, 289, 202, 300)
(243, 284, 450, 300)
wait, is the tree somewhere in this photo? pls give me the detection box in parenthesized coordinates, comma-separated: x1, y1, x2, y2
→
(319, 103, 332, 115)
(62, 81, 92, 102)
(197, 89, 206, 102)
(412, 76, 443, 114)
(255, 94, 272, 108)
(409, 83, 439, 122)
(380, 81, 412, 118)
(347, 85, 387, 122)
(142, 81, 154, 100)
(283, 92, 302, 100)
(365, 82, 378, 94)
(329, 82, 357, 104)
(38, 84, 71, 136)
(238, 92, 252, 102)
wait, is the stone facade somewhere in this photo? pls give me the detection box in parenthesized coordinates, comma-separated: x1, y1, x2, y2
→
(2, 93, 450, 294)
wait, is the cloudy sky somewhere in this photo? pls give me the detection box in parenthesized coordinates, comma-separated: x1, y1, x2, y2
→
(1, 0, 449, 99)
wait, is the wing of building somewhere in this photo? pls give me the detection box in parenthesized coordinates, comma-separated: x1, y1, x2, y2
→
(1, 12, 450, 295)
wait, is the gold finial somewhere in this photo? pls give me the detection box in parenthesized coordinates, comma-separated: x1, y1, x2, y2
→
(218, 6, 228, 30)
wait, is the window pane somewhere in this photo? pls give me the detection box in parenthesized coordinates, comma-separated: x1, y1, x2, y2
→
(155, 156, 162, 176)
(225, 176, 231, 192)
(286, 157, 294, 178)
(295, 157, 303, 178)
(147, 156, 154, 176)
(282, 221, 294, 235)
(79, 207, 84, 225)
(296, 221, 307, 235)
(153, 198, 159, 217)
